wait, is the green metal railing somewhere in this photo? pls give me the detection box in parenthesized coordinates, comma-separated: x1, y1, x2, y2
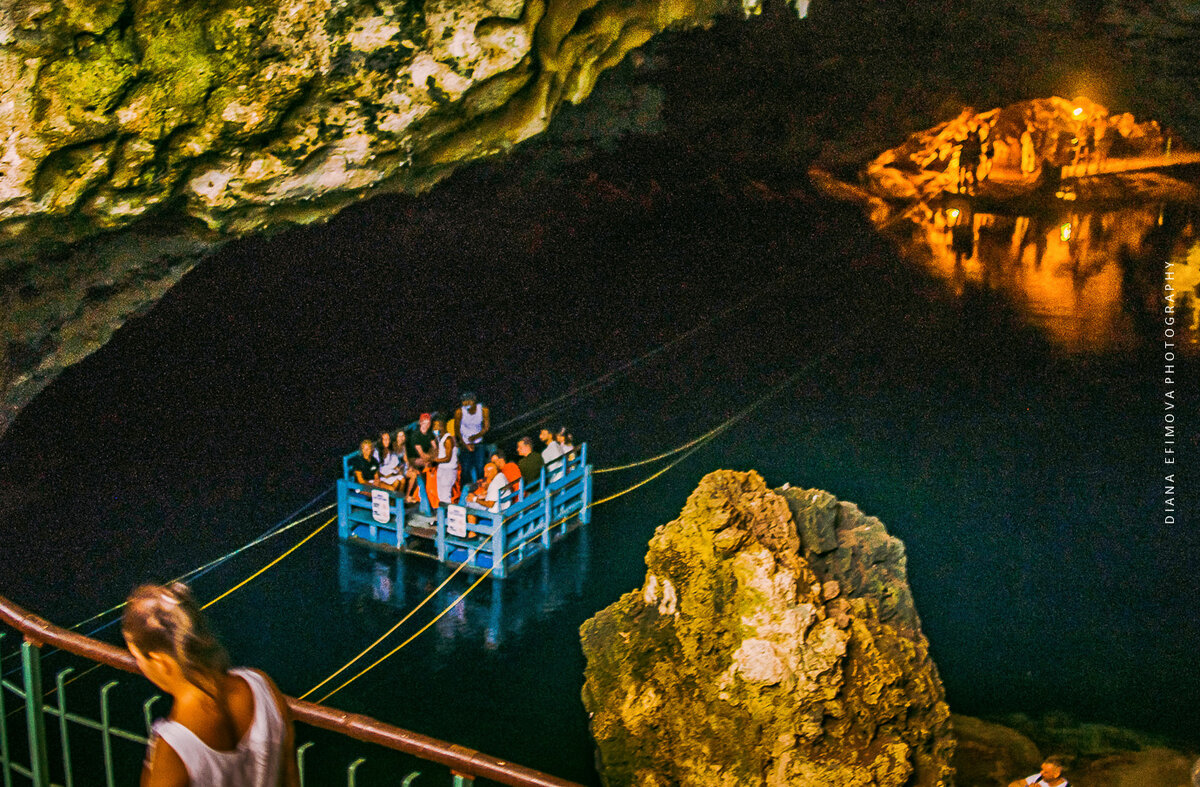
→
(0, 596, 581, 787)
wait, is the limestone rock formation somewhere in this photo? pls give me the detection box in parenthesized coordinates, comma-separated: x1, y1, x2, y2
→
(580, 470, 953, 786)
(864, 97, 1182, 204)
(0, 0, 728, 433)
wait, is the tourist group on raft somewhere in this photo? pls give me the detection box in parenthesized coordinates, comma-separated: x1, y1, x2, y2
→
(346, 391, 577, 516)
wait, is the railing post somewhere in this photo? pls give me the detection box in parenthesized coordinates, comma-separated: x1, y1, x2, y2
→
(580, 442, 592, 525)
(491, 511, 505, 580)
(395, 494, 406, 549)
(56, 668, 76, 787)
(337, 479, 350, 540)
(143, 695, 162, 736)
(347, 756, 367, 786)
(296, 741, 315, 787)
(436, 506, 447, 562)
(541, 468, 552, 549)
(20, 641, 50, 787)
(0, 634, 13, 787)
(99, 680, 119, 787)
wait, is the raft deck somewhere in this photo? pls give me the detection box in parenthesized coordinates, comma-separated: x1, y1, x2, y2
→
(337, 444, 592, 579)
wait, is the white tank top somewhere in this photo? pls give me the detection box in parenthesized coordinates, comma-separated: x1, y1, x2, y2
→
(437, 432, 459, 468)
(151, 669, 284, 787)
(459, 405, 484, 444)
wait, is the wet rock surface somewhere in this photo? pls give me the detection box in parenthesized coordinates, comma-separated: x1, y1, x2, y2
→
(579, 471, 954, 786)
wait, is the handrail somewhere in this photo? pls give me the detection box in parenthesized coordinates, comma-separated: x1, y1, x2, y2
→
(0, 594, 582, 787)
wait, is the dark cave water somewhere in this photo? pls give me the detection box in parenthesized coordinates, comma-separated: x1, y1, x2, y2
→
(0, 140, 1197, 783)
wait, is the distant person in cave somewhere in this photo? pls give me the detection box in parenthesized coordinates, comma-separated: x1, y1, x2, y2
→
(1090, 118, 1108, 171)
(957, 126, 983, 194)
(976, 124, 992, 183)
(349, 438, 380, 488)
(516, 436, 544, 485)
(453, 392, 490, 486)
(1020, 125, 1037, 174)
(1009, 755, 1069, 787)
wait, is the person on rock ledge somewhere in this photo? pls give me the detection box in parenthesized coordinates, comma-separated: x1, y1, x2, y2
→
(1010, 755, 1069, 787)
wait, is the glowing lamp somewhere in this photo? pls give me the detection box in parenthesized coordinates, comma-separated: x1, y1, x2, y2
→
(1060, 222, 1073, 242)
(947, 208, 961, 224)
(1072, 107, 1084, 117)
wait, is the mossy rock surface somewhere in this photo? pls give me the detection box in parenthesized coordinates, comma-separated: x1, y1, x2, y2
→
(580, 471, 955, 786)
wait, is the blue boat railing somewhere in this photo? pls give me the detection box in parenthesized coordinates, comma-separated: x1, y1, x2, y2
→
(337, 444, 592, 579)
(0, 594, 581, 787)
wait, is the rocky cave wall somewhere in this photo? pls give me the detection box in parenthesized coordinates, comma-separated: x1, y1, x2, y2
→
(580, 471, 954, 786)
(0, 0, 730, 433)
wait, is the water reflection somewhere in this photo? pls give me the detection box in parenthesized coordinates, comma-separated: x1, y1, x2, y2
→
(337, 532, 591, 652)
(889, 199, 1199, 353)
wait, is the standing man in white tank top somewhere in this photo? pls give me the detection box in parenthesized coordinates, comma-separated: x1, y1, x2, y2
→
(454, 391, 490, 486)
(432, 413, 460, 506)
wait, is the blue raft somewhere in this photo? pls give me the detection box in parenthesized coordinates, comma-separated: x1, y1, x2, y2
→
(337, 444, 592, 579)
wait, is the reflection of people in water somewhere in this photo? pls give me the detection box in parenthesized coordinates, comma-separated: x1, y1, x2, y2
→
(952, 221, 975, 263)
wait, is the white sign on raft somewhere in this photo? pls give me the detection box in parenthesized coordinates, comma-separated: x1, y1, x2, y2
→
(446, 504, 468, 538)
(371, 489, 391, 524)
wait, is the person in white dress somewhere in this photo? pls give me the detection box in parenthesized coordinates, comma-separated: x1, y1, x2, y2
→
(122, 583, 298, 787)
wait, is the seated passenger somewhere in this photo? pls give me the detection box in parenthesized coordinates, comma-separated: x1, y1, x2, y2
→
(349, 439, 380, 488)
(406, 413, 437, 506)
(406, 413, 436, 472)
(541, 427, 567, 480)
(393, 430, 421, 502)
(516, 436, 544, 485)
(540, 427, 565, 466)
(467, 462, 509, 514)
(556, 427, 576, 459)
(375, 433, 405, 493)
(490, 449, 522, 490)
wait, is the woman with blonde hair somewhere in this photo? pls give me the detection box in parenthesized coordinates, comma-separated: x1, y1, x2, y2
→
(122, 583, 298, 786)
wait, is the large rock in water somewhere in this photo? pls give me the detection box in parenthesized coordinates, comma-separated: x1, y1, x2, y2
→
(580, 470, 954, 786)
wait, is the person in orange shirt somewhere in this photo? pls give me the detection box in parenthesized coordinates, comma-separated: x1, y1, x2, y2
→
(490, 449, 522, 489)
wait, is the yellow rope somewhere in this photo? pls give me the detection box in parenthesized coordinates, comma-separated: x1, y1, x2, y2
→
(590, 427, 728, 507)
(298, 533, 495, 700)
(68, 502, 338, 631)
(594, 422, 729, 474)
(308, 444, 726, 702)
(304, 345, 847, 700)
(316, 540, 526, 703)
(201, 516, 335, 610)
(5, 508, 339, 718)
